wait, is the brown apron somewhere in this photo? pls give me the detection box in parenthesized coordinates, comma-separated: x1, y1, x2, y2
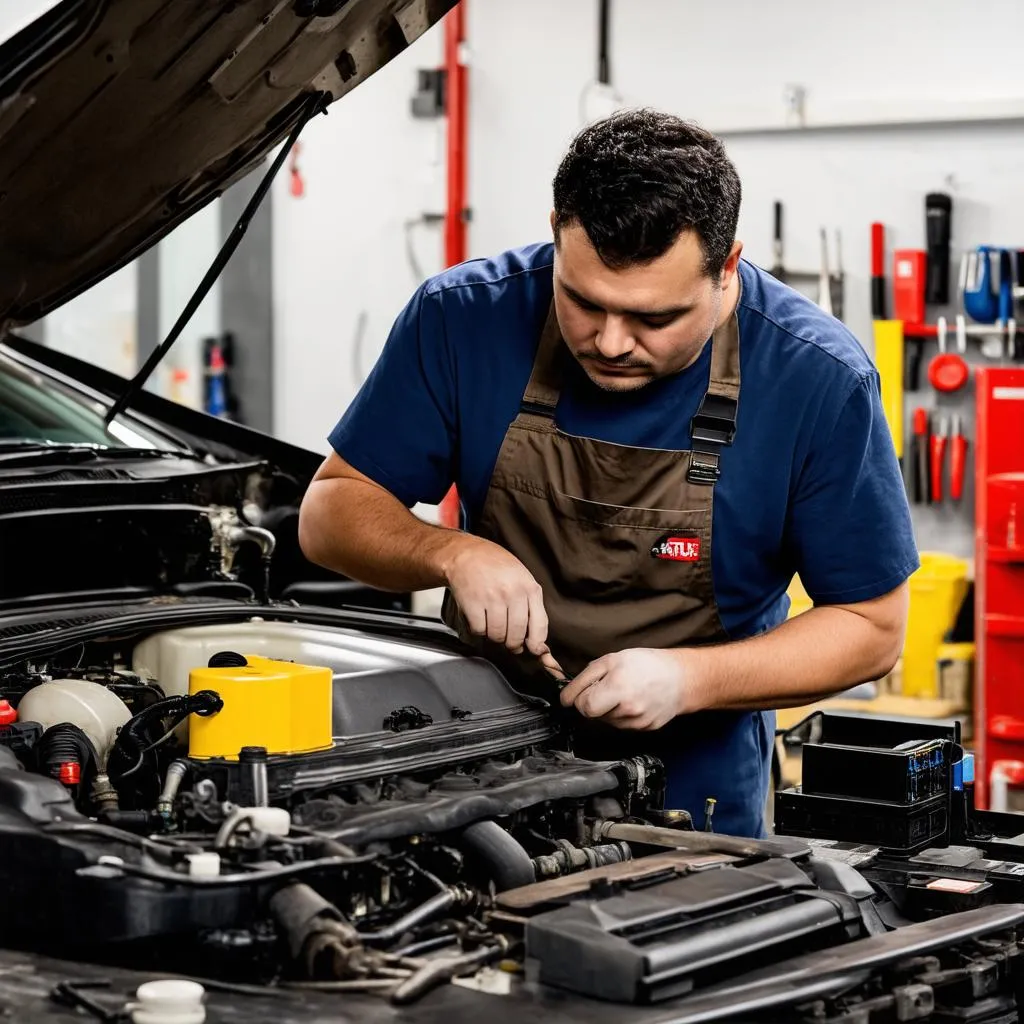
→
(442, 296, 740, 694)
(442, 290, 777, 836)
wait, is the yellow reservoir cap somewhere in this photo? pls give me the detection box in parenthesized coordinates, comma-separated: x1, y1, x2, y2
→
(187, 655, 332, 760)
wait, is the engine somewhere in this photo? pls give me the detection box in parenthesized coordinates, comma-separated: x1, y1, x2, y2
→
(0, 618, 667, 1000)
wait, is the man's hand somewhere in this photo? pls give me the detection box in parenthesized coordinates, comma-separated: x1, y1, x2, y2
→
(442, 535, 552, 657)
(558, 648, 693, 730)
(559, 584, 909, 720)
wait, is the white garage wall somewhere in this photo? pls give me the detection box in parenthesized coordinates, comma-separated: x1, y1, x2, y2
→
(272, 24, 446, 456)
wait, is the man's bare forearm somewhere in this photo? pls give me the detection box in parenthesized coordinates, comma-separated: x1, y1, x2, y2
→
(298, 476, 462, 592)
(681, 594, 907, 713)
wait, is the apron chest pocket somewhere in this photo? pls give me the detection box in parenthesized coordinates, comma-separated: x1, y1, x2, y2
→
(547, 490, 712, 599)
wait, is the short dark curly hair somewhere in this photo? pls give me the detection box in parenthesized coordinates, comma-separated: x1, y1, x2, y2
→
(552, 109, 741, 276)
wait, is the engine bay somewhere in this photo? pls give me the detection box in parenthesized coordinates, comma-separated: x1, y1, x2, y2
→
(2, 615, 1024, 1020)
(0, 618, 669, 1000)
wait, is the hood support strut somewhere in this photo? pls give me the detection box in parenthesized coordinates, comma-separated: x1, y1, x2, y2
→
(104, 91, 328, 425)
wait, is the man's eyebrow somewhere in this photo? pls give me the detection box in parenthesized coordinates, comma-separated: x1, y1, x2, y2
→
(561, 281, 692, 319)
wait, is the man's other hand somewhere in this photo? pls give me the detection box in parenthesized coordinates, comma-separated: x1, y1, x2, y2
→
(442, 536, 551, 657)
(559, 648, 692, 730)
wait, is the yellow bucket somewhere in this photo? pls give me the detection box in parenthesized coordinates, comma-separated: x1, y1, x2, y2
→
(902, 552, 970, 697)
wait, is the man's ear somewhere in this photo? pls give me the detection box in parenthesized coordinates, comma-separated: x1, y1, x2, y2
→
(549, 208, 558, 239)
(720, 240, 743, 285)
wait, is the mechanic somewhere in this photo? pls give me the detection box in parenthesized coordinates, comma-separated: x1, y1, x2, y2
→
(298, 109, 918, 839)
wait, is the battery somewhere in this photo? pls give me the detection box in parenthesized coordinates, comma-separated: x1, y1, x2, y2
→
(802, 737, 947, 805)
(774, 789, 947, 854)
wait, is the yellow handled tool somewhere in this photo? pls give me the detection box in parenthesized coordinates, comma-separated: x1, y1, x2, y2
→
(873, 319, 904, 459)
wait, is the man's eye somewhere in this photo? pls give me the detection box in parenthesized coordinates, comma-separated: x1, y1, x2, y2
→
(641, 315, 677, 329)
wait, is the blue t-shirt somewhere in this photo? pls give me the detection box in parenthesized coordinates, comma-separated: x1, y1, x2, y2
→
(329, 243, 920, 638)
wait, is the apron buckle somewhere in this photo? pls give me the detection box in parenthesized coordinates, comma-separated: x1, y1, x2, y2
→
(687, 450, 721, 484)
(690, 394, 738, 447)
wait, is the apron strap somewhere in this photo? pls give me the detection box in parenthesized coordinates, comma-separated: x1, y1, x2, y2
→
(688, 299, 742, 485)
(519, 301, 564, 420)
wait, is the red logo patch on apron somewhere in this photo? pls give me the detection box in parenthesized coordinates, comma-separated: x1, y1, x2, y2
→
(651, 535, 701, 562)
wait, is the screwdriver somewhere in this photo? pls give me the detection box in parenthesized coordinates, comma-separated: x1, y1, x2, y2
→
(950, 415, 968, 501)
(930, 415, 948, 504)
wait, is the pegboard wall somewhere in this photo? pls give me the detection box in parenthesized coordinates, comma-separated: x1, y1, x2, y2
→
(721, 123, 1024, 567)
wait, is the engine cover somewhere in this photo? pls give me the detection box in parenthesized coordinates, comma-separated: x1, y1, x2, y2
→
(135, 621, 557, 799)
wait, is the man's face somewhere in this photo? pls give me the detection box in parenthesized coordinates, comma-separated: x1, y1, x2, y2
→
(552, 219, 741, 392)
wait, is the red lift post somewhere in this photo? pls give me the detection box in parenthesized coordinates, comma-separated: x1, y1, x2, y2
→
(438, 1, 467, 530)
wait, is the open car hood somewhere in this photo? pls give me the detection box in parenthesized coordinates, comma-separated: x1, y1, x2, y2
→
(0, 0, 456, 331)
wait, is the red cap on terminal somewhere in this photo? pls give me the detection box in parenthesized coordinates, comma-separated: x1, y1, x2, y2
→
(58, 762, 81, 786)
(0, 700, 16, 726)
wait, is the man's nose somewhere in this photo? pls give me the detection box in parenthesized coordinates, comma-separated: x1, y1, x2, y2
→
(595, 315, 635, 360)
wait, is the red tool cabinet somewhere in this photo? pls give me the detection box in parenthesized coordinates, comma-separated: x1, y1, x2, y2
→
(974, 367, 1024, 807)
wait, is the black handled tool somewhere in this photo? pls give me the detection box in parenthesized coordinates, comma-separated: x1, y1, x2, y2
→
(925, 192, 952, 304)
(771, 201, 784, 278)
(871, 222, 886, 318)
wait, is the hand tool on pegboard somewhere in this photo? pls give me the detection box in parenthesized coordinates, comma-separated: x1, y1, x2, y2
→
(908, 406, 929, 504)
(925, 193, 953, 304)
(930, 414, 949, 504)
(871, 222, 887, 319)
(770, 202, 843, 317)
(998, 248, 1018, 360)
(928, 315, 969, 394)
(963, 246, 1000, 324)
(950, 415, 968, 502)
(874, 319, 904, 459)
(895, 248, 927, 390)
(771, 201, 784, 278)
(963, 247, 1004, 361)
(869, 223, 904, 458)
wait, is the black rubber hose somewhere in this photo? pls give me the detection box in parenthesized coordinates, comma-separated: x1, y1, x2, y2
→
(356, 889, 459, 947)
(119, 692, 221, 753)
(109, 690, 223, 783)
(36, 723, 96, 782)
(454, 820, 534, 891)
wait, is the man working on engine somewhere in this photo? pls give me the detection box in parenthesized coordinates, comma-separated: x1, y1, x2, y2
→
(298, 109, 918, 838)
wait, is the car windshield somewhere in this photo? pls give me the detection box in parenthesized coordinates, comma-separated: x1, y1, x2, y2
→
(0, 351, 180, 451)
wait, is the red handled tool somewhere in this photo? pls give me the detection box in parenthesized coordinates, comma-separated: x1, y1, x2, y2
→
(930, 415, 948, 503)
(894, 249, 927, 324)
(950, 414, 968, 501)
(910, 407, 929, 504)
(871, 222, 886, 319)
(895, 248, 927, 390)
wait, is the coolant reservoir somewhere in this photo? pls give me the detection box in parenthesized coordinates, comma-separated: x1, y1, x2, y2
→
(17, 680, 131, 767)
(187, 655, 332, 760)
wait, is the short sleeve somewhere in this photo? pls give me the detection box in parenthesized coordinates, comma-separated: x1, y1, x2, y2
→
(786, 372, 920, 604)
(328, 285, 455, 508)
